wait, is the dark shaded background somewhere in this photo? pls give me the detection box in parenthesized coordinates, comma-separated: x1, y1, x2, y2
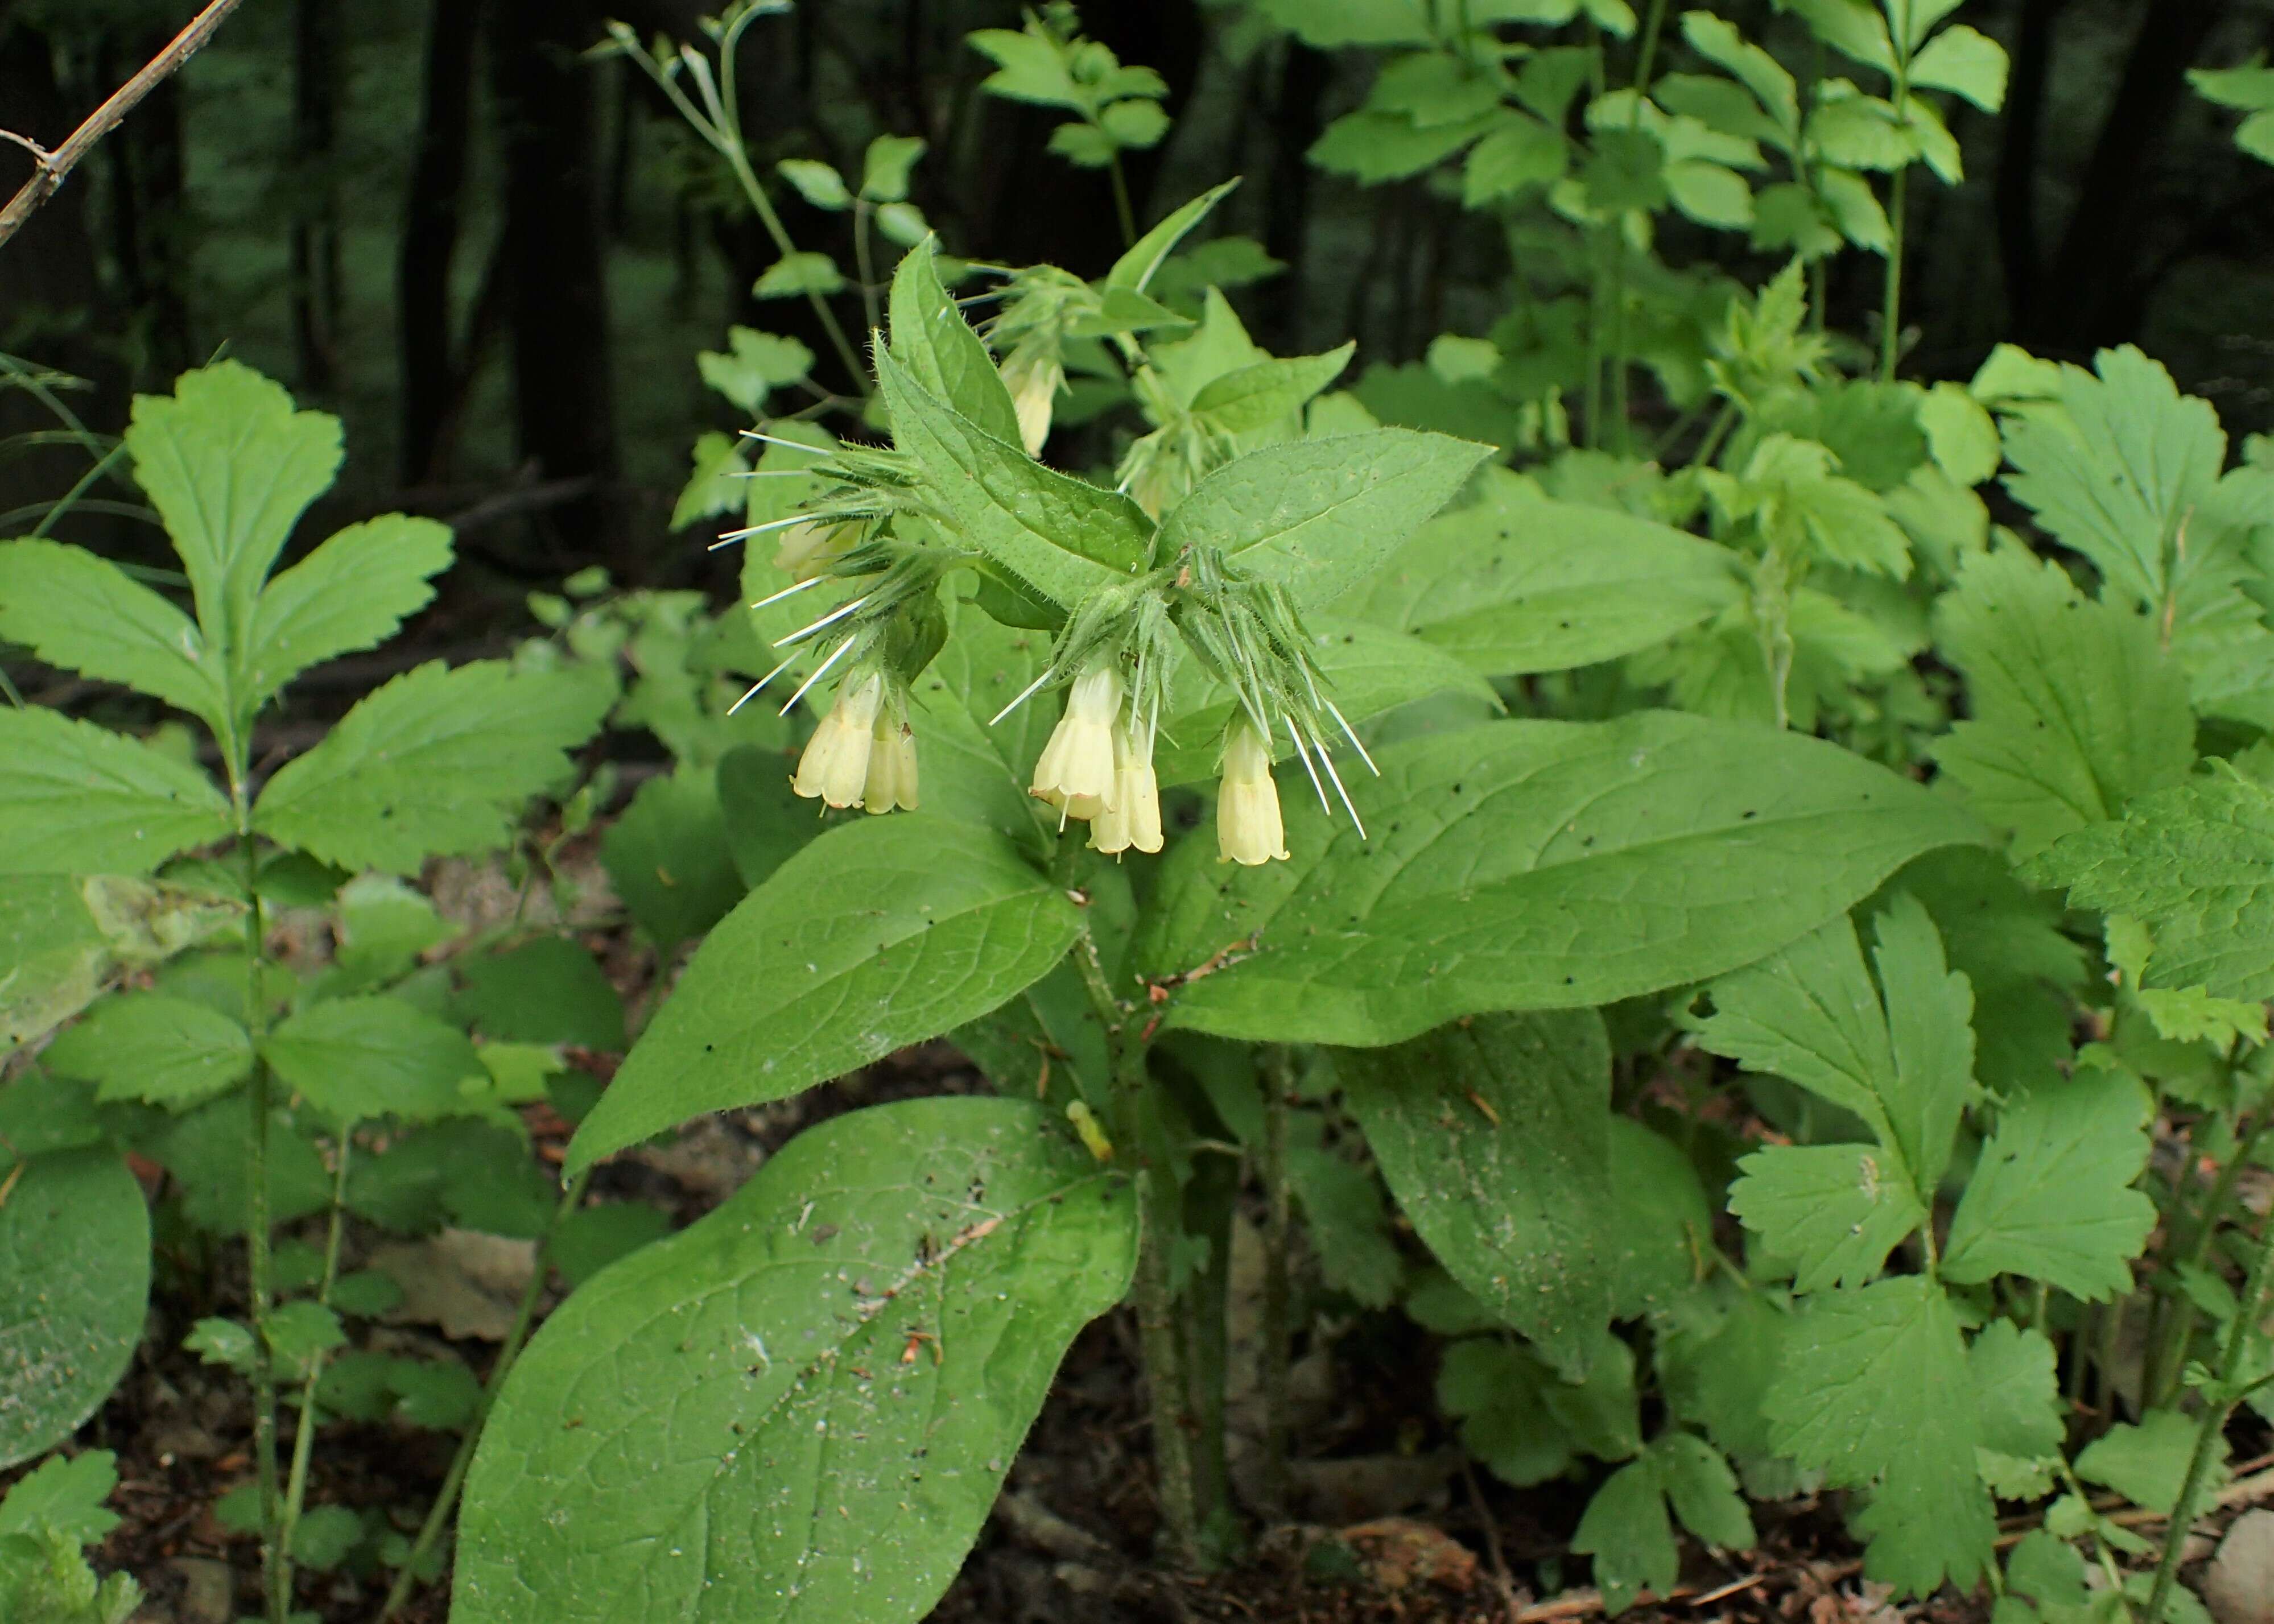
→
(5, 0, 2272, 596)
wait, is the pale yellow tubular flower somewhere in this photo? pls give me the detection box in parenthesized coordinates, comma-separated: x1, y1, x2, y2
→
(792, 672, 884, 808)
(1000, 345, 1064, 457)
(1216, 718, 1289, 865)
(863, 715, 919, 814)
(772, 518, 859, 580)
(1031, 665, 1122, 819)
(1089, 724, 1162, 856)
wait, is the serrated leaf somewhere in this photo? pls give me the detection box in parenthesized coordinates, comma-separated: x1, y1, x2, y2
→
(0, 708, 232, 876)
(1138, 710, 1988, 1046)
(1190, 345, 1355, 436)
(1682, 11, 1798, 131)
(874, 348, 1148, 608)
(123, 360, 344, 662)
(1462, 113, 1569, 204)
(453, 1097, 1136, 1624)
(1572, 1458, 1675, 1614)
(1770, 1276, 1993, 1596)
(567, 816, 1082, 1173)
(1932, 548, 2194, 862)
(457, 937, 625, 1052)
(43, 992, 251, 1110)
(752, 251, 845, 297)
(253, 660, 607, 874)
(1729, 1143, 1924, 1291)
(1158, 429, 1492, 610)
(0, 539, 223, 727)
(0, 1150, 151, 1468)
(696, 328, 815, 415)
(1344, 472, 1740, 673)
(1656, 1431, 1755, 1549)
(773, 158, 849, 210)
(886, 239, 1023, 447)
(263, 995, 485, 1126)
(241, 516, 454, 721)
(1910, 24, 2008, 111)
(2075, 1410, 2214, 1515)
(859, 134, 926, 202)
(1971, 1320, 2063, 1468)
(1941, 1067, 2155, 1300)
(0, 1451, 122, 1544)
(1341, 1011, 1613, 1379)
(968, 26, 1080, 108)
(1310, 109, 1501, 181)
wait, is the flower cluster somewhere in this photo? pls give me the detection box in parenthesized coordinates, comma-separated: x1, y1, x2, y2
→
(793, 670, 919, 815)
(1027, 664, 1164, 856)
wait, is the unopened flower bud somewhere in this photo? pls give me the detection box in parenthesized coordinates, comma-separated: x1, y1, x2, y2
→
(1031, 664, 1122, 820)
(1088, 725, 1163, 856)
(793, 672, 884, 808)
(1000, 346, 1064, 458)
(773, 518, 859, 581)
(1216, 718, 1288, 865)
(863, 715, 919, 814)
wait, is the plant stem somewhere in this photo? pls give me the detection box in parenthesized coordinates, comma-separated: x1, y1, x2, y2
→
(1107, 152, 1138, 247)
(1259, 1048, 1294, 1514)
(377, 1168, 593, 1623)
(1879, 162, 1907, 382)
(279, 1135, 354, 1561)
(237, 830, 290, 1624)
(2152, 1107, 2273, 1408)
(2145, 1196, 2274, 1624)
(853, 201, 882, 341)
(719, 140, 872, 393)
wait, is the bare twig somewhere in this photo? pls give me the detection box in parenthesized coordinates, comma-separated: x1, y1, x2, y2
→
(0, 0, 253, 250)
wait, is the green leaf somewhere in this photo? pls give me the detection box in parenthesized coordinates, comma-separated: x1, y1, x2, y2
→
(1770, 1276, 1994, 1596)
(1107, 180, 1240, 293)
(454, 1097, 1136, 1624)
(1341, 1011, 1613, 1379)
(142, 1096, 330, 1237)
(874, 348, 1149, 608)
(0, 1150, 151, 1468)
(253, 660, 608, 874)
(2028, 775, 2274, 999)
(1784, 0, 1895, 75)
(123, 361, 344, 664)
(0, 539, 223, 727)
(549, 1202, 672, 1290)
(1917, 381, 2001, 486)
(1462, 113, 1569, 204)
(265, 1299, 348, 1374)
(290, 1504, 364, 1571)
(696, 328, 815, 415)
(1310, 109, 1501, 181)
(1971, 1320, 2064, 1481)
(1099, 98, 1170, 149)
(263, 995, 484, 1126)
(1602, 1119, 1716, 1319)
(1932, 549, 2194, 861)
(185, 1316, 258, 1371)
(1572, 1458, 1676, 1614)
(773, 158, 850, 210)
(969, 26, 1080, 108)
(886, 239, 1023, 448)
(241, 516, 455, 722)
(1188, 345, 1355, 436)
(1655, 1431, 1755, 1550)
(2075, 1410, 2213, 1515)
(1941, 1067, 2155, 1301)
(567, 816, 1082, 1173)
(0, 708, 232, 876)
(0, 1451, 122, 1544)
(1910, 24, 2008, 111)
(1437, 1337, 1574, 1486)
(599, 768, 745, 956)
(43, 993, 252, 1110)
(1344, 472, 1740, 673)
(1158, 429, 1492, 610)
(859, 134, 927, 202)
(1729, 1143, 1924, 1292)
(1682, 12, 1798, 132)
(457, 937, 625, 1051)
(752, 251, 845, 297)
(1141, 712, 1986, 1046)
(715, 746, 822, 890)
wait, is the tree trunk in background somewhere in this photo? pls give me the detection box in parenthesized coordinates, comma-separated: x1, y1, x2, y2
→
(292, 0, 342, 395)
(2023, 0, 2227, 356)
(97, 27, 193, 379)
(400, 0, 481, 484)
(487, 0, 622, 569)
(1261, 38, 1328, 356)
(1994, 0, 2066, 329)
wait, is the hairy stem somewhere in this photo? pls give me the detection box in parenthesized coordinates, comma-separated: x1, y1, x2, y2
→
(854, 201, 882, 340)
(279, 1135, 354, 1560)
(378, 1168, 592, 1622)
(234, 831, 290, 1624)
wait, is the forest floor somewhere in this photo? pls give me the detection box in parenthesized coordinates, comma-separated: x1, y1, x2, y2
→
(20, 843, 2272, 1624)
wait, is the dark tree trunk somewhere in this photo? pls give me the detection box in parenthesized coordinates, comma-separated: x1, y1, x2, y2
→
(1995, 0, 2066, 327)
(487, 0, 623, 567)
(1260, 38, 1329, 354)
(399, 0, 481, 484)
(291, 0, 342, 394)
(2024, 0, 2228, 356)
(95, 27, 193, 379)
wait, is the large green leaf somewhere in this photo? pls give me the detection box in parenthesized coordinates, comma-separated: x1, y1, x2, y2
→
(887, 239, 1022, 446)
(0, 539, 224, 728)
(1340, 1011, 1613, 1378)
(1137, 711, 1988, 1046)
(0, 1149, 151, 1468)
(253, 660, 608, 874)
(904, 598, 1058, 850)
(1, 876, 240, 1048)
(263, 995, 484, 1126)
(1343, 474, 1742, 673)
(567, 816, 1082, 1173)
(453, 1097, 1136, 1624)
(124, 361, 343, 666)
(874, 349, 1149, 608)
(240, 515, 455, 721)
(0, 708, 233, 876)
(42, 992, 252, 1110)
(1157, 429, 1492, 610)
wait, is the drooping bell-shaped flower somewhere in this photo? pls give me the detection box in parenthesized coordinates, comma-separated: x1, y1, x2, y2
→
(1031, 664, 1123, 820)
(863, 713, 919, 815)
(772, 518, 860, 581)
(1088, 725, 1163, 856)
(1000, 344, 1064, 458)
(793, 671, 885, 808)
(1216, 718, 1289, 865)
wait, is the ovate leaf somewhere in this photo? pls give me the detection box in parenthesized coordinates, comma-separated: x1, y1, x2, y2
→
(887, 239, 1023, 447)
(0, 539, 222, 727)
(567, 816, 1082, 1173)
(599, 769, 745, 956)
(1571, 1458, 1677, 1614)
(240, 516, 454, 719)
(1909, 25, 2008, 110)
(453, 1097, 1136, 1624)
(1941, 1066, 2155, 1300)
(0, 708, 232, 876)
(1341, 1011, 1613, 1378)
(43, 992, 253, 1110)
(2074, 1410, 2211, 1515)
(1158, 429, 1493, 610)
(253, 660, 608, 874)
(0, 1150, 151, 1468)
(1139, 712, 1987, 1046)
(263, 995, 485, 1126)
